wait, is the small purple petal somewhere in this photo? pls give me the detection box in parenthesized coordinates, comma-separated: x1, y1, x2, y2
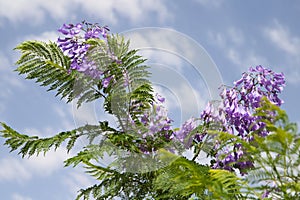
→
(102, 76, 112, 88)
(156, 94, 165, 103)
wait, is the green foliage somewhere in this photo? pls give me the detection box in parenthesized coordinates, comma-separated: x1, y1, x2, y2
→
(211, 98, 300, 199)
(0, 122, 111, 157)
(1, 34, 159, 199)
(3, 29, 300, 200)
(208, 169, 245, 199)
(242, 98, 300, 199)
(88, 35, 154, 131)
(13, 36, 154, 113)
(154, 150, 210, 199)
(14, 40, 107, 108)
(15, 41, 75, 102)
(154, 149, 244, 199)
(76, 170, 160, 200)
(9, 34, 155, 149)
(1, 122, 75, 156)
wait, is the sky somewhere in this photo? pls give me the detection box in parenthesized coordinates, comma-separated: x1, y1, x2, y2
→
(1, 0, 300, 199)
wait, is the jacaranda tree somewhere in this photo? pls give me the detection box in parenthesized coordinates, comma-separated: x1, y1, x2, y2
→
(1, 21, 299, 199)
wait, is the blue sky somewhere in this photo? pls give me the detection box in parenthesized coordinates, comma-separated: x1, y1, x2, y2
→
(1, 0, 300, 199)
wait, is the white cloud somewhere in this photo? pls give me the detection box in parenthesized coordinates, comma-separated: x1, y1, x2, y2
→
(23, 31, 60, 42)
(0, 52, 24, 90)
(71, 102, 99, 126)
(0, 51, 25, 119)
(0, 0, 77, 25)
(62, 170, 94, 198)
(52, 104, 77, 131)
(153, 77, 208, 126)
(0, 158, 31, 183)
(285, 69, 300, 85)
(264, 21, 300, 56)
(36, 1, 78, 21)
(124, 29, 184, 68)
(11, 193, 32, 200)
(209, 24, 300, 86)
(124, 28, 223, 100)
(227, 28, 244, 46)
(264, 21, 300, 84)
(194, 0, 224, 7)
(169, 83, 207, 120)
(208, 28, 268, 71)
(227, 48, 240, 65)
(70, 100, 121, 133)
(208, 31, 226, 48)
(0, 0, 44, 25)
(24, 148, 70, 177)
(227, 48, 268, 69)
(207, 27, 245, 48)
(122, 27, 224, 125)
(0, 147, 71, 183)
(77, 0, 171, 25)
(0, 0, 171, 26)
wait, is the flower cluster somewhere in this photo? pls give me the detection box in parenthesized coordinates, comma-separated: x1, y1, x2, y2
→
(57, 22, 112, 81)
(133, 94, 173, 153)
(174, 118, 197, 148)
(200, 65, 285, 172)
(202, 65, 285, 137)
(212, 143, 254, 174)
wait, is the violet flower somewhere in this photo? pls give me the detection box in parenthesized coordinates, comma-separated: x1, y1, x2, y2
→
(102, 76, 113, 88)
(132, 93, 173, 153)
(200, 65, 285, 173)
(57, 22, 114, 87)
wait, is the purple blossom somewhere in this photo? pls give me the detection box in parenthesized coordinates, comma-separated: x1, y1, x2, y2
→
(76, 59, 103, 79)
(132, 93, 173, 153)
(102, 76, 112, 88)
(261, 190, 270, 199)
(200, 65, 285, 173)
(84, 26, 109, 39)
(156, 93, 165, 103)
(174, 118, 197, 148)
(141, 93, 172, 137)
(141, 114, 148, 125)
(58, 23, 82, 35)
(57, 22, 115, 87)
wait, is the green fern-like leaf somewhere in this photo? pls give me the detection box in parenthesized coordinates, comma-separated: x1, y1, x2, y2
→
(14, 41, 77, 101)
(64, 143, 118, 168)
(0, 122, 108, 157)
(242, 98, 300, 199)
(75, 168, 160, 200)
(153, 149, 245, 199)
(1, 122, 76, 157)
(155, 151, 209, 198)
(86, 35, 154, 132)
(209, 169, 244, 199)
(14, 40, 106, 107)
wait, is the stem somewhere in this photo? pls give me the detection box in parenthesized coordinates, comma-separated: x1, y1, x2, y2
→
(192, 131, 208, 161)
(91, 85, 107, 99)
(266, 150, 287, 197)
(192, 145, 202, 161)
